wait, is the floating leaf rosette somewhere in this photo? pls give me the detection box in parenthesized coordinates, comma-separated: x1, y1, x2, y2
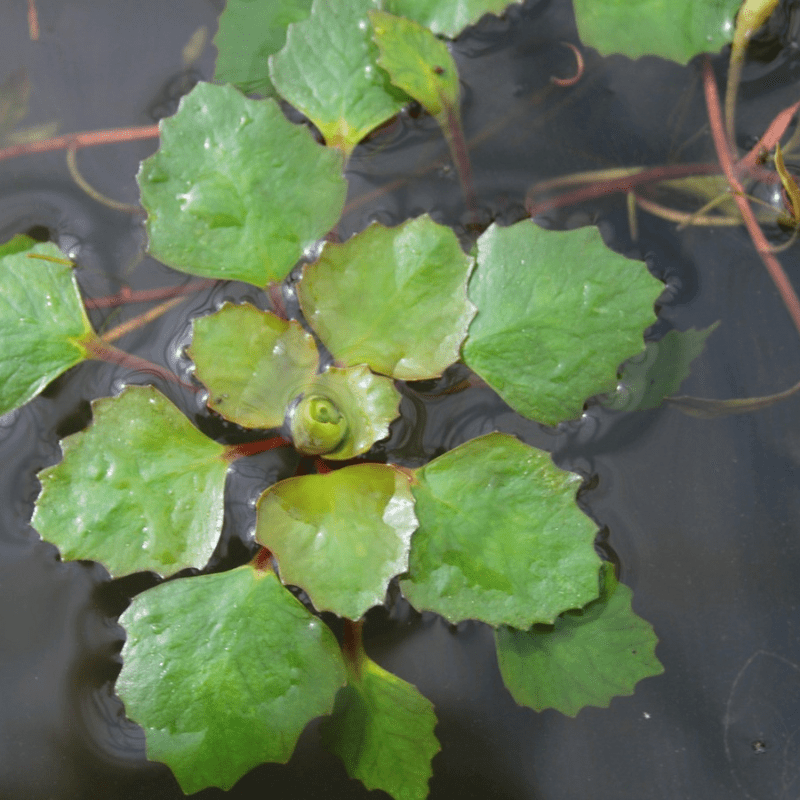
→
(189, 302, 401, 457)
(298, 215, 476, 380)
(287, 364, 401, 459)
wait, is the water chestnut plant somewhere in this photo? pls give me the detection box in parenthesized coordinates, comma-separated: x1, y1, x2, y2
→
(6, 0, 780, 795)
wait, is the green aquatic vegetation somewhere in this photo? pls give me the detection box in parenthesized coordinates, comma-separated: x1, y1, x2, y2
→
(7, 0, 771, 797)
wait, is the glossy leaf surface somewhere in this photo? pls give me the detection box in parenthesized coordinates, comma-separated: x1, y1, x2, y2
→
(288, 364, 401, 459)
(213, 0, 313, 97)
(387, 0, 522, 36)
(0, 236, 93, 415)
(117, 566, 346, 794)
(270, 0, 406, 157)
(33, 386, 228, 577)
(463, 221, 662, 425)
(298, 216, 475, 379)
(189, 302, 318, 430)
(495, 563, 664, 716)
(256, 464, 417, 620)
(370, 10, 459, 119)
(138, 82, 346, 287)
(322, 653, 439, 800)
(400, 433, 601, 628)
(572, 0, 741, 63)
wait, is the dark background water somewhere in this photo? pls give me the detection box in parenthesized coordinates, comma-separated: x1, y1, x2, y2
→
(2, 0, 800, 798)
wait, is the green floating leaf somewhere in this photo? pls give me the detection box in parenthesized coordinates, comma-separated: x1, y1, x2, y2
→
(256, 464, 417, 620)
(213, 0, 313, 97)
(387, 0, 522, 37)
(117, 565, 346, 794)
(605, 323, 720, 412)
(463, 221, 662, 426)
(370, 10, 459, 119)
(298, 216, 476, 380)
(0, 237, 93, 416)
(495, 563, 664, 716)
(400, 433, 601, 628)
(33, 386, 228, 577)
(189, 302, 319, 429)
(138, 82, 346, 287)
(322, 653, 439, 800)
(572, 0, 741, 63)
(288, 364, 401, 459)
(270, 0, 407, 158)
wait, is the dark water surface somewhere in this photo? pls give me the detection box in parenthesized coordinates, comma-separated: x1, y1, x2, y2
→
(2, 0, 800, 798)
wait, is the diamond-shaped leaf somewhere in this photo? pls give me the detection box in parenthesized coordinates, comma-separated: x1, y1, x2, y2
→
(400, 432, 601, 628)
(138, 82, 346, 287)
(117, 565, 346, 794)
(0, 236, 93, 415)
(213, 0, 314, 97)
(495, 563, 664, 716)
(189, 302, 319, 430)
(32, 385, 228, 577)
(256, 464, 417, 620)
(463, 220, 662, 425)
(322, 652, 439, 800)
(298, 216, 475, 380)
(270, 0, 407, 157)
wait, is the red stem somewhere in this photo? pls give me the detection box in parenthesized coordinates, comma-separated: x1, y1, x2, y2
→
(223, 436, 291, 462)
(0, 124, 159, 163)
(702, 57, 800, 338)
(84, 279, 216, 309)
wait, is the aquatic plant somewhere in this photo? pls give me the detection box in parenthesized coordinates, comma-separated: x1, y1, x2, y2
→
(1, 0, 783, 796)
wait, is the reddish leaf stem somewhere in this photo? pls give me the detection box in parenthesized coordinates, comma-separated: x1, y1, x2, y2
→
(0, 124, 159, 163)
(702, 57, 800, 338)
(223, 436, 292, 462)
(84, 279, 216, 309)
(253, 546, 274, 572)
(81, 334, 197, 390)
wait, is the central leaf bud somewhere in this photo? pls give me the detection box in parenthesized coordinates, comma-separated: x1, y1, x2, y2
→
(289, 394, 348, 456)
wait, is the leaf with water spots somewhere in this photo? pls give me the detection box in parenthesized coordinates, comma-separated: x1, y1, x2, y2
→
(298, 215, 475, 380)
(269, 0, 407, 158)
(572, 0, 742, 63)
(400, 433, 601, 628)
(463, 220, 662, 426)
(32, 385, 229, 577)
(387, 0, 523, 37)
(256, 464, 417, 620)
(138, 82, 346, 287)
(0, 236, 94, 416)
(117, 565, 346, 794)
